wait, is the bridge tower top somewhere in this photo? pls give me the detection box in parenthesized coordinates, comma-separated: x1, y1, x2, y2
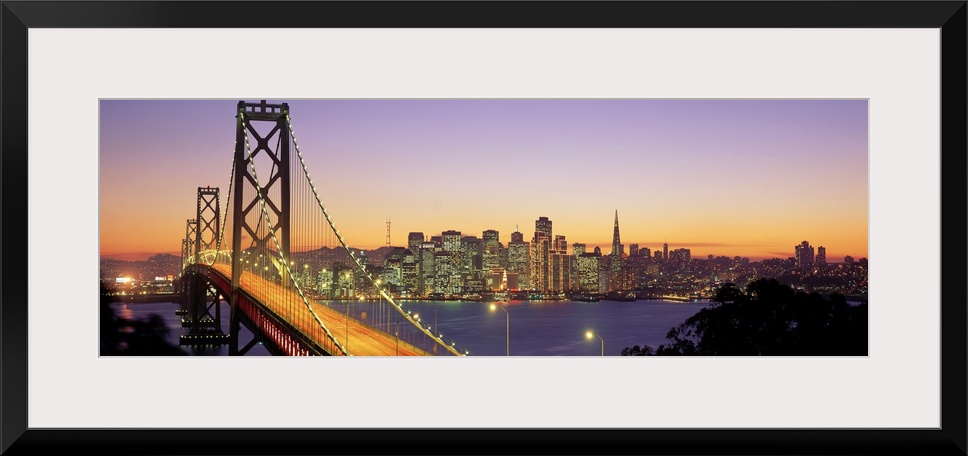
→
(231, 100, 291, 289)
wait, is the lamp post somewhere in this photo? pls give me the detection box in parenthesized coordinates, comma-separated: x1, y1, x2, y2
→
(586, 330, 604, 356)
(490, 303, 509, 356)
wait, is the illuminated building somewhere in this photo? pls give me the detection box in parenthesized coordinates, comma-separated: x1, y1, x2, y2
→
(483, 229, 502, 271)
(576, 252, 601, 293)
(609, 210, 624, 291)
(670, 248, 691, 264)
(334, 264, 354, 299)
(442, 230, 462, 253)
(419, 242, 437, 296)
(381, 247, 406, 288)
(401, 250, 419, 296)
(316, 267, 333, 297)
(531, 230, 550, 292)
(551, 234, 569, 292)
(461, 235, 482, 276)
(535, 216, 552, 240)
(611, 210, 623, 265)
(795, 240, 814, 268)
(507, 232, 530, 290)
(433, 251, 457, 294)
(408, 232, 425, 259)
(573, 243, 586, 256)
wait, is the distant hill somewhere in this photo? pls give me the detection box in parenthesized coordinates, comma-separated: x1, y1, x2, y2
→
(99, 247, 409, 281)
(100, 253, 182, 280)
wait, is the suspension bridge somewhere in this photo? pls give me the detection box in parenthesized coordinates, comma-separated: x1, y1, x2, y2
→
(177, 100, 469, 356)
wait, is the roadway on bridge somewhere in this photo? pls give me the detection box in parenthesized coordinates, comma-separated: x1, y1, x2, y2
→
(210, 264, 433, 356)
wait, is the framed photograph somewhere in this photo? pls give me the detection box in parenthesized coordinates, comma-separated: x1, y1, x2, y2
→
(3, 1, 965, 455)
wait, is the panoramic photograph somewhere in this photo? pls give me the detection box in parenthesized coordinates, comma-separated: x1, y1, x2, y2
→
(99, 99, 869, 356)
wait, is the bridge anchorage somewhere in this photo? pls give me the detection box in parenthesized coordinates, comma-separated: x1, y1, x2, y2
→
(179, 100, 471, 356)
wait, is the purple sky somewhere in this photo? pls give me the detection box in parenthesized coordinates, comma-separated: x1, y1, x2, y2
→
(99, 99, 868, 261)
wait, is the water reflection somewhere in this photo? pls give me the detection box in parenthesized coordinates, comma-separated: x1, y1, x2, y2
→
(109, 299, 709, 356)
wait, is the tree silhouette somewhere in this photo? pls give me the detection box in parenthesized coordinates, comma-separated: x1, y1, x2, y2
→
(101, 284, 187, 356)
(623, 279, 867, 356)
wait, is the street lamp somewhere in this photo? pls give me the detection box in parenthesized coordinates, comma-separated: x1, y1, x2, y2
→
(490, 303, 509, 356)
(586, 330, 604, 356)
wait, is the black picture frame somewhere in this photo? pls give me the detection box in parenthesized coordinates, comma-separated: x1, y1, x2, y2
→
(2, 1, 965, 455)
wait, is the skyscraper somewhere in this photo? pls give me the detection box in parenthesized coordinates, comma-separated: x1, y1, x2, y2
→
(507, 237, 530, 290)
(795, 240, 814, 268)
(551, 234, 569, 293)
(663, 241, 668, 261)
(408, 232, 425, 258)
(609, 210, 623, 292)
(611, 210, 623, 259)
(530, 217, 554, 292)
(817, 246, 826, 266)
(442, 230, 462, 253)
(531, 230, 550, 292)
(573, 243, 586, 256)
(610, 209, 623, 271)
(535, 216, 552, 240)
(482, 229, 502, 271)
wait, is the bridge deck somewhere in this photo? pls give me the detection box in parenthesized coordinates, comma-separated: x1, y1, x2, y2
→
(210, 264, 433, 356)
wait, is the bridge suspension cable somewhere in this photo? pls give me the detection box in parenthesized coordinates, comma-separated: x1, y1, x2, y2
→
(204, 100, 472, 356)
(284, 113, 466, 356)
(239, 107, 348, 355)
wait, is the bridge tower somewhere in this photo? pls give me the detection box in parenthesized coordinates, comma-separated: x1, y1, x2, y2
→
(230, 100, 291, 355)
(177, 219, 197, 316)
(186, 186, 225, 336)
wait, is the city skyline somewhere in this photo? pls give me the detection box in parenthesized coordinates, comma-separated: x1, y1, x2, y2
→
(99, 99, 868, 261)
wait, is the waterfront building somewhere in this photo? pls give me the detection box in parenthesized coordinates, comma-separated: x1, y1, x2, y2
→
(419, 242, 437, 296)
(334, 264, 355, 299)
(483, 229, 502, 271)
(531, 230, 550, 292)
(507, 238, 531, 290)
(576, 252, 601, 293)
(461, 235, 483, 277)
(433, 251, 458, 295)
(316, 266, 333, 298)
(401, 250, 419, 296)
(550, 235, 571, 293)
